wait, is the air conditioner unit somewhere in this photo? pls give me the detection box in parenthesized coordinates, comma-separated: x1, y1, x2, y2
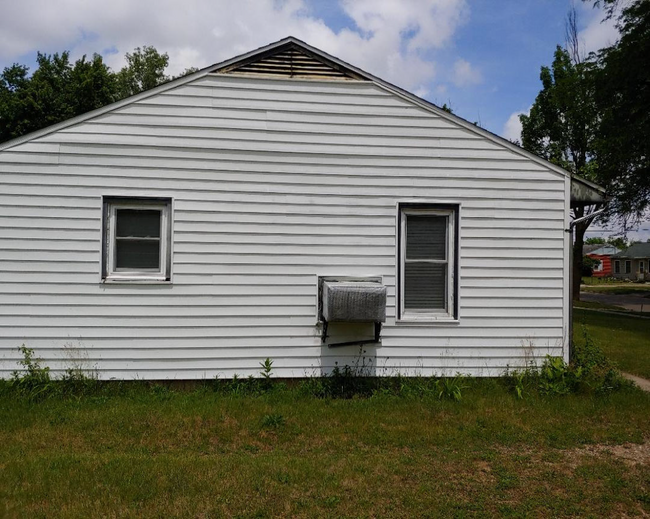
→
(318, 276, 386, 347)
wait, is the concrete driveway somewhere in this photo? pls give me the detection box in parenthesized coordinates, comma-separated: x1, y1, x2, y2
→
(580, 291, 650, 312)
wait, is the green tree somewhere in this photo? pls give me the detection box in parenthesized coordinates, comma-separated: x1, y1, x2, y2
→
(116, 46, 169, 98)
(582, 255, 601, 277)
(1, 52, 115, 143)
(585, 237, 606, 245)
(606, 236, 628, 250)
(0, 46, 171, 144)
(67, 54, 117, 116)
(592, 0, 650, 224)
(0, 63, 30, 142)
(519, 39, 601, 301)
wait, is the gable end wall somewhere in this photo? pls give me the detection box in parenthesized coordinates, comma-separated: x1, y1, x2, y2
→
(0, 74, 569, 379)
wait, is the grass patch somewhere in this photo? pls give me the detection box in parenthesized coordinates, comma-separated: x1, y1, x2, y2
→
(581, 277, 623, 286)
(582, 284, 650, 296)
(574, 300, 650, 317)
(574, 308, 650, 379)
(1, 382, 649, 517)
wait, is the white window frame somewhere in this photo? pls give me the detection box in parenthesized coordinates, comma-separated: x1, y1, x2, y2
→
(102, 198, 172, 283)
(398, 205, 458, 322)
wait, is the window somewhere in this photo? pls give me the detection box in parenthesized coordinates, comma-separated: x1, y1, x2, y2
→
(625, 260, 631, 274)
(614, 260, 620, 274)
(398, 204, 459, 321)
(102, 198, 171, 282)
(640, 261, 645, 274)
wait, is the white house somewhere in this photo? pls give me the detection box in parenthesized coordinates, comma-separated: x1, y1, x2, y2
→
(0, 37, 603, 379)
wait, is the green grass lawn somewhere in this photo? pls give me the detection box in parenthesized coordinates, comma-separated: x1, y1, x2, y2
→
(574, 308, 650, 379)
(581, 276, 623, 286)
(582, 283, 650, 296)
(1, 380, 649, 517)
(573, 299, 650, 317)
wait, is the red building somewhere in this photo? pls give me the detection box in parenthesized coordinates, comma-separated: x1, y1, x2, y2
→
(586, 245, 621, 277)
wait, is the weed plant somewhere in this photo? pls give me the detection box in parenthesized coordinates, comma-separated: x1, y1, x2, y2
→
(3, 325, 630, 404)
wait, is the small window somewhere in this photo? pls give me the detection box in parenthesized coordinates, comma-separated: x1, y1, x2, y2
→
(614, 260, 620, 274)
(398, 204, 459, 321)
(625, 260, 631, 274)
(640, 261, 645, 274)
(102, 198, 171, 282)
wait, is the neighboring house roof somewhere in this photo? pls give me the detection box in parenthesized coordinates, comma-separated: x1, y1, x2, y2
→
(584, 244, 604, 254)
(612, 243, 650, 258)
(587, 245, 621, 256)
(0, 36, 605, 203)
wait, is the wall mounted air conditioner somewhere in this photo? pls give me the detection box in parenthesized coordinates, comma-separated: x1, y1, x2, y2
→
(317, 276, 387, 347)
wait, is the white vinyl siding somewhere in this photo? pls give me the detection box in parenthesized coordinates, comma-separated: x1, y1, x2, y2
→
(0, 74, 569, 379)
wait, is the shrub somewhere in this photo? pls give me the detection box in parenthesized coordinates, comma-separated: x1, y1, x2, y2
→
(505, 323, 628, 398)
(10, 345, 53, 401)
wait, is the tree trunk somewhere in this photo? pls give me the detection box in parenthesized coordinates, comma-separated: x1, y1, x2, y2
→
(572, 221, 588, 301)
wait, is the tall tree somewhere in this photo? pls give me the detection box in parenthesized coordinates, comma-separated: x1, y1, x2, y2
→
(592, 0, 650, 225)
(115, 46, 169, 98)
(520, 24, 601, 300)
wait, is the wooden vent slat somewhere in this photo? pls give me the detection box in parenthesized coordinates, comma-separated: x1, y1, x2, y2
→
(220, 45, 365, 80)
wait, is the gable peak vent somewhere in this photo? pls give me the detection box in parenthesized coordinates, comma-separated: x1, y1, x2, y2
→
(217, 44, 366, 81)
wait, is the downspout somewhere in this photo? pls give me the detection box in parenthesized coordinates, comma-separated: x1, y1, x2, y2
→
(566, 207, 607, 361)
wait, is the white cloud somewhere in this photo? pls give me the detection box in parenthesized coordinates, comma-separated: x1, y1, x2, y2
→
(579, 16, 619, 54)
(451, 58, 482, 87)
(576, 3, 621, 55)
(0, 0, 469, 91)
(501, 108, 529, 143)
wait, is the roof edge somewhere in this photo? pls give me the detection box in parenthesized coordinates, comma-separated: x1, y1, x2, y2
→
(257, 37, 577, 181)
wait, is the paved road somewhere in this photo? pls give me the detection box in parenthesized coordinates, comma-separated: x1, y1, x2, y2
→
(580, 291, 650, 312)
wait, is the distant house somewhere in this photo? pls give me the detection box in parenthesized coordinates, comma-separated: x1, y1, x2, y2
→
(586, 245, 621, 277)
(611, 243, 650, 281)
(0, 37, 604, 380)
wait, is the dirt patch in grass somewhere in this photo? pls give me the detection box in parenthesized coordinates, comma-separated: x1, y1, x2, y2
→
(569, 440, 650, 467)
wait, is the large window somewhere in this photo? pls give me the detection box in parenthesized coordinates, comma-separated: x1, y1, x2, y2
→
(398, 204, 459, 321)
(102, 198, 172, 282)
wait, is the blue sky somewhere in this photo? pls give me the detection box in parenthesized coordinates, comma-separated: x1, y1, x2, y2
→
(1, 0, 643, 239)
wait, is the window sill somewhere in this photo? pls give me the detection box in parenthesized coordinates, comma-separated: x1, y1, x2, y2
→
(101, 277, 171, 285)
(395, 318, 460, 326)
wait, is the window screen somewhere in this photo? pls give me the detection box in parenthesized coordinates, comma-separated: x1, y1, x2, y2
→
(404, 215, 448, 311)
(114, 209, 162, 270)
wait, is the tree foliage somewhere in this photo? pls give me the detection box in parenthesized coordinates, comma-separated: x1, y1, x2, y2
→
(520, 45, 598, 181)
(0, 46, 170, 144)
(592, 0, 650, 223)
(115, 46, 169, 99)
